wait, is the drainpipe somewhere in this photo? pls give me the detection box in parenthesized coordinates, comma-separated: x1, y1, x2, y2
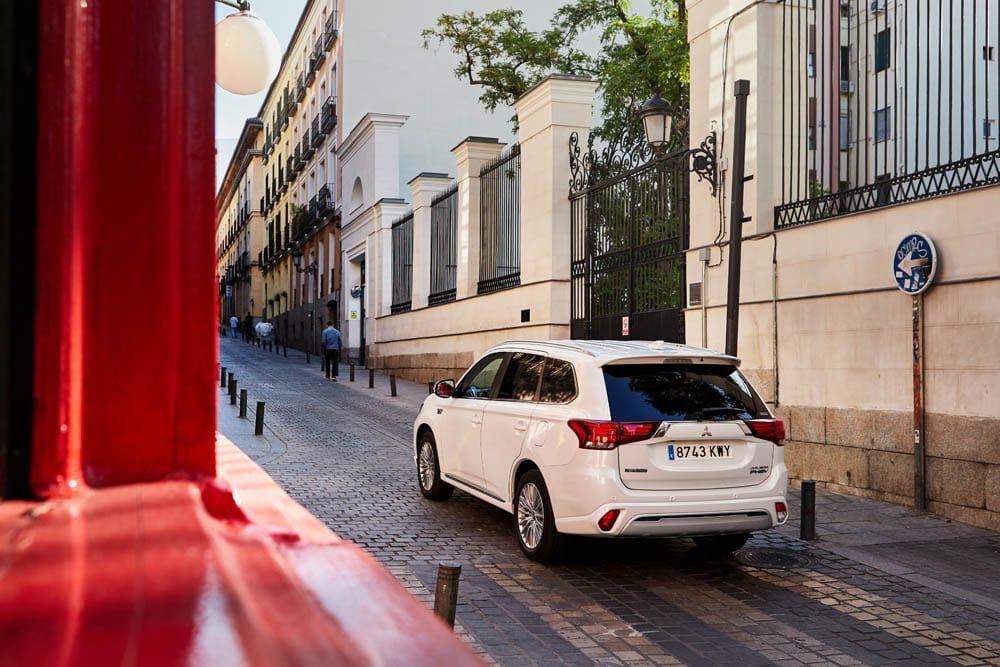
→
(700, 248, 711, 348)
(725, 80, 751, 357)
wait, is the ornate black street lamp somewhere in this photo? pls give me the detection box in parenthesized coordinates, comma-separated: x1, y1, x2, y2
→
(638, 92, 718, 197)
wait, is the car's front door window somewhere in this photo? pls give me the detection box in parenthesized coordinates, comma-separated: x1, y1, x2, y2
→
(456, 353, 505, 399)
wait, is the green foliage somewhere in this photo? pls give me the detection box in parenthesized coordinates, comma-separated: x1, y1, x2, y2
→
(422, 0, 688, 142)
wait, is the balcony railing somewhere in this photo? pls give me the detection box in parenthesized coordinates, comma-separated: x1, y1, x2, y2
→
(301, 129, 314, 159)
(313, 36, 326, 66)
(305, 61, 316, 86)
(324, 11, 338, 49)
(321, 96, 337, 134)
(316, 183, 335, 216)
(295, 77, 305, 102)
(311, 115, 322, 146)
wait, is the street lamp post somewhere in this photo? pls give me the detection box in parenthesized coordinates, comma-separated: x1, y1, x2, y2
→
(214, 0, 281, 95)
(292, 247, 319, 357)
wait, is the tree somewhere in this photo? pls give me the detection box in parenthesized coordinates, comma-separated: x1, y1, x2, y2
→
(422, 0, 688, 148)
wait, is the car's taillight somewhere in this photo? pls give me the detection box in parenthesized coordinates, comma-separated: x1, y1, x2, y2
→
(775, 502, 788, 522)
(568, 420, 659, 450)
(744, 418, 785, 446)
(598, 509, 621, 532)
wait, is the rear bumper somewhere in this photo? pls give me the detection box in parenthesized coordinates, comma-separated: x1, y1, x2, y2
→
(549, 461, 788, 538)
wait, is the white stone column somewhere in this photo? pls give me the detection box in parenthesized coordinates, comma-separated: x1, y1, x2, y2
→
(371, 198, 409, 321)
(408, 172, 454, 309)
(451, 137, 505, 300)
(514, 76, 598, 290)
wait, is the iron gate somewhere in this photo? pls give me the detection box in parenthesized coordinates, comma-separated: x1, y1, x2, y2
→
(569, 133, 689, 342)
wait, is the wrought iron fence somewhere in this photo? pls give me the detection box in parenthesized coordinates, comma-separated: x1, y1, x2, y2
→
(569, 132, 688, 342)
(429, 184, 458, 305)
(777, 0, 1000, 228)
(478, 144, 521, 295)
(390, 212, 414, 313)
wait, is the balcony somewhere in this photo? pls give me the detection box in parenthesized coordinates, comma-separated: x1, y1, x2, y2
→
(313, 37, 326, 66)
(324, 12, 338, 49)
(321, 96, 337, 134)
(311, 115, 323, 146)
(295, 77, 305, 102)
(316, 183, 335, 216)
(301, 129, 314, 160)
(305, 61, 316, 86)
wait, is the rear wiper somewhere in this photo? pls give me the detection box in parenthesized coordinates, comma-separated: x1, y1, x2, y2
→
(688, 407, 747, 420)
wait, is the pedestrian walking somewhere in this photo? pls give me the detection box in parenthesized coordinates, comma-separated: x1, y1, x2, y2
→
(243, 312, 253, 343)
(255, 319, 275, 350)
(229, 315, 239, 339)
(321, 320, 341, 381)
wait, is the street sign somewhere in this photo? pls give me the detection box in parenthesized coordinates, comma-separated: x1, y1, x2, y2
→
(622, 316, 629, 336)
(893, 232, 937, 295)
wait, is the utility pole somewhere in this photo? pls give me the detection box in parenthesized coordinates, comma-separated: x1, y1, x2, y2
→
(725, 79, 751, 358)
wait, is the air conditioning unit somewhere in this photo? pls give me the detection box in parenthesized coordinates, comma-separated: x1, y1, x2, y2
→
(839, 80, 855, 94)
(870, 0, 886, 12)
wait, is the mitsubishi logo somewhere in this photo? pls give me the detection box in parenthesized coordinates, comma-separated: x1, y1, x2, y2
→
(701, 426, 713, 437)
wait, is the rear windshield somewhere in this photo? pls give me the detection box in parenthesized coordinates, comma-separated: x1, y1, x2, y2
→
(603, 363, 769, 422)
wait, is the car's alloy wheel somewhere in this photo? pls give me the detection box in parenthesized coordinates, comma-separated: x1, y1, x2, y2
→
(417, 432, 453, 501)
(515, 470, 561, 562)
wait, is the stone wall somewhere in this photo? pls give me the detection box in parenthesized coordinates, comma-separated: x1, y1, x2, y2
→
(776, 405, 1000, 532)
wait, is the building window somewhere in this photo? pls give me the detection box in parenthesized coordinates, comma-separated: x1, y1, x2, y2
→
(875, 106, 891, 143)
(875, 29, 890, 72)
(984, 46, 995, 61)
(985, 118, 996, 141)
(840, 46, 850, 82)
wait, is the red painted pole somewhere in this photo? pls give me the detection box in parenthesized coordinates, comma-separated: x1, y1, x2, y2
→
(34, 0, 216, 495)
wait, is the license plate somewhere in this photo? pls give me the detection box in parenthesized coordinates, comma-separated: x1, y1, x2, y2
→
(668, 443, 733, 460)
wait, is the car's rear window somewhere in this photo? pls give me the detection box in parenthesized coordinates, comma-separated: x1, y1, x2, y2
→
(602, 363, 769, 422)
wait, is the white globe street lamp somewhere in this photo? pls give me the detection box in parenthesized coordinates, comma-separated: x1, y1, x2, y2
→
(215, 2, 281, 95)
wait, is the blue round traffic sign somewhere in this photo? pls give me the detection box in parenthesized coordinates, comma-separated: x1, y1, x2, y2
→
(893, 233, 937, 295)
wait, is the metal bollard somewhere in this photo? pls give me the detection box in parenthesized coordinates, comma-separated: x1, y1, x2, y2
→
(390, 374, 397, 397)
(254, 401, 265, 435)
(227, 372, 234, 393)
(428, 381, 434, 394)
(229, 379, 238, 405)
(306, 351, 310, 364)
(433, 562, 462, 629)
(349, 364, 355, 382)
(221, 366, 227, 388)
(283, 345, 287, 358)
(368, 368, 375, 389)
(800, 480, 816, 541)
(239, 389, 248, 418)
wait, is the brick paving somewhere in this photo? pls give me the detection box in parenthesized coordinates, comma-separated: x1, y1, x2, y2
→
(218, 337, 1000, 666)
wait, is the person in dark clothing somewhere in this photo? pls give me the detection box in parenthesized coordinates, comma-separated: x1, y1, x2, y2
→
(321, 320, 342, 381)
(243, 312, 253, 343)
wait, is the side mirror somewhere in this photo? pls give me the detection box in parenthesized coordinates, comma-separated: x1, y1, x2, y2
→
(434, 379, 455, 398)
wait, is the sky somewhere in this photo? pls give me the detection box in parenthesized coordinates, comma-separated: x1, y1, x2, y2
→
(215, 0, 306, 190)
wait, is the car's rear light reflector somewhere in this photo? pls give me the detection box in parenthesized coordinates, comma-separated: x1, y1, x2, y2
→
(598, 509, 621, 532)
(775, 502, 788, 522)
(744, 419, 786, 445)
(568, 420, 659, 450)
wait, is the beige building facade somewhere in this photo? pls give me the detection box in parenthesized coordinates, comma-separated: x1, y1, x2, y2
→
(685, 0, 1000, 530)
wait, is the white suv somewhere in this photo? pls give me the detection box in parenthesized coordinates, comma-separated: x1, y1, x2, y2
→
(413, 340, 788, 562)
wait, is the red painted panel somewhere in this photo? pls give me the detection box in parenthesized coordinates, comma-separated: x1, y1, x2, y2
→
(34, 0, 215, 494)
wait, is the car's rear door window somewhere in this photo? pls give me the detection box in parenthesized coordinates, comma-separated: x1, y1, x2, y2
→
(603, 363, 768, 421)
(496, 352, 545, 401)
(539, 358, 576, 403)
(456, 353, 505, 398)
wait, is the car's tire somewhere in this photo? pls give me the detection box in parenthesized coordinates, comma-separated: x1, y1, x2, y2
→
(514, 470, 562, 563)
(417, 432, 453, 501)
(692, 532, 750, 555)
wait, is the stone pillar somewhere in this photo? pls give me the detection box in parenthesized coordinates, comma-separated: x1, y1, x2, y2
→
(371, 198, 409, 320)
(408, 172, 454, 309)
(514, 76, 598, 290)
(451, 137, 505, 300)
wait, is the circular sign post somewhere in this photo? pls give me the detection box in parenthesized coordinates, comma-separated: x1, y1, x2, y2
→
(893, 232, 936, 511)
(893, 232, 937, 295)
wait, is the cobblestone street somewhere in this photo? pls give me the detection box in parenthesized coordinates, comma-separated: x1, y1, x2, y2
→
(219, 338, 1000, 666)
